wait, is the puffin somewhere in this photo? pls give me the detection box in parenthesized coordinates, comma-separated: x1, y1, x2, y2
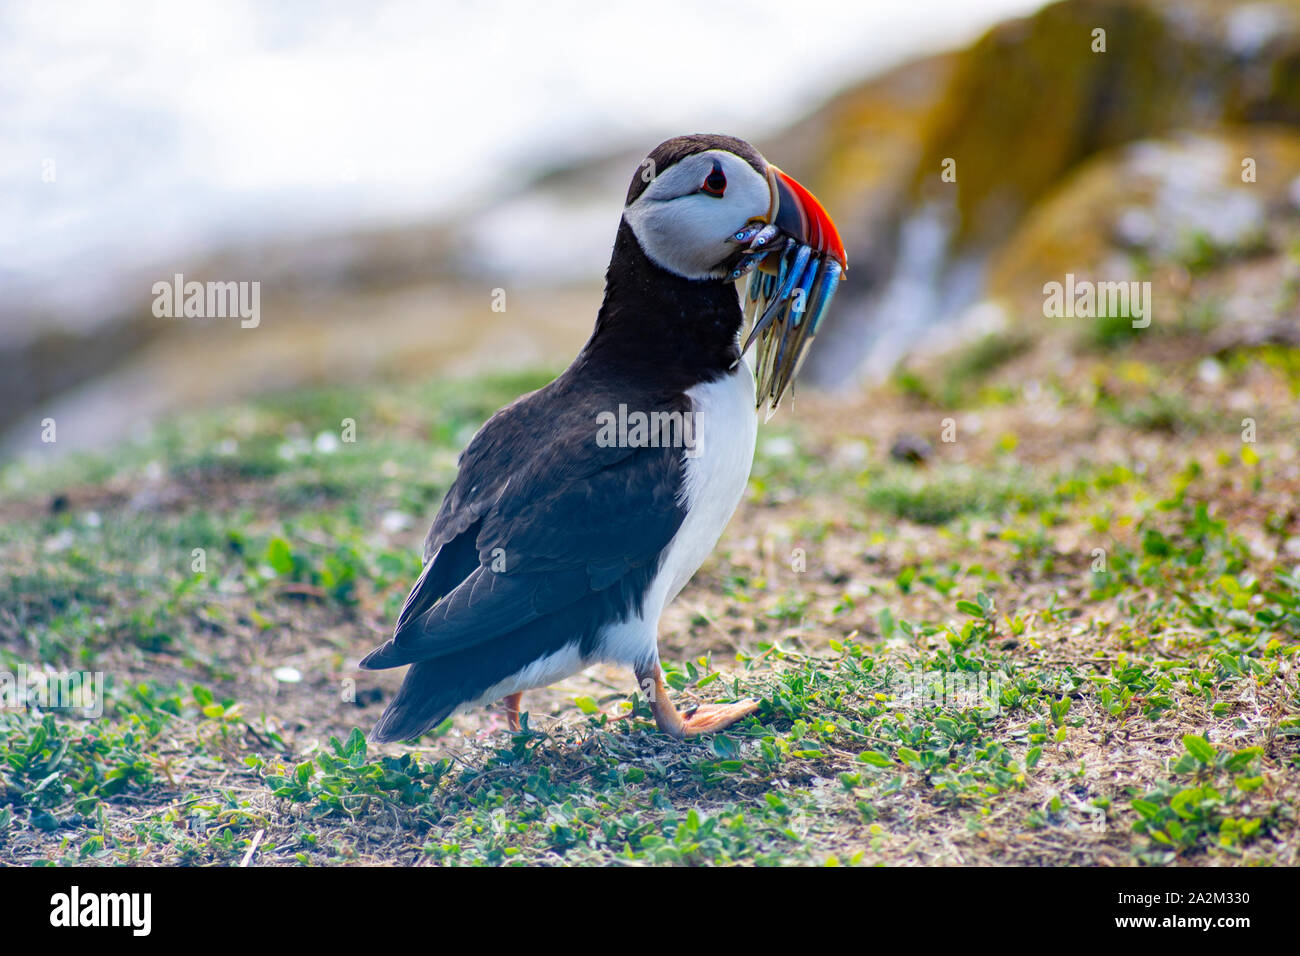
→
(361, 133, 846, 742)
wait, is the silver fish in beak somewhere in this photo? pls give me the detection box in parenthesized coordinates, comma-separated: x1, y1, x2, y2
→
(728, 165, 847, 416)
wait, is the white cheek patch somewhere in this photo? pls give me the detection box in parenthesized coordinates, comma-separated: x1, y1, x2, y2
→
(624, 151, 771, 280)
(626, 194, 748, 277)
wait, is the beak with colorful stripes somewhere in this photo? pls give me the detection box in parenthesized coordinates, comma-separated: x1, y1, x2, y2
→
(726, 165, 847, 416)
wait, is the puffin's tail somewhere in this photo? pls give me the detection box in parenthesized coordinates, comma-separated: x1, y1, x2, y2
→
(368, 660, 459, 743)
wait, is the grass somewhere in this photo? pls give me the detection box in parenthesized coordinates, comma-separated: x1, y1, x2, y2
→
(891, 331, 1031, 407)
(862, 465, 1047, 525)
(2, 256, 1300, 866)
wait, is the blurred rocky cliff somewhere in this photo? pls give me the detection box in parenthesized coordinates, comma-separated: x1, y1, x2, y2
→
(782, 0, 1300, 382)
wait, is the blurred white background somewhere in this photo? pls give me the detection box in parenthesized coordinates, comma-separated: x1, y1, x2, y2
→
(3, 0, 1044, 331)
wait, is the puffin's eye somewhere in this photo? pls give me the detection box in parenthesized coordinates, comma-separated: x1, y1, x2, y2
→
(701, 162, 726, 197)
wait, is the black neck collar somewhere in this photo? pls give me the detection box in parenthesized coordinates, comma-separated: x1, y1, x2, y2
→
(577, 219, 743, 390)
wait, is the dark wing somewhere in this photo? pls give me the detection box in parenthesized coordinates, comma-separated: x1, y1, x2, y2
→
(360, 379, 688, 670)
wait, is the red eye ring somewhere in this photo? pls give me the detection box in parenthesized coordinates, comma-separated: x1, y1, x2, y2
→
(701, 161, 726, 197)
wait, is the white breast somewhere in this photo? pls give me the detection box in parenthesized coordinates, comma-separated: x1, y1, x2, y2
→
(597, 357, 758, 668)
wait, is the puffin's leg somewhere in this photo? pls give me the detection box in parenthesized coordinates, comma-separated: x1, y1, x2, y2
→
(635, 661, 759, 738)
(503, 692, 522, 732)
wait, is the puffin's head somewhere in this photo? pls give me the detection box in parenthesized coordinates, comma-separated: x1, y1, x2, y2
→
(622, 133, 848, 413)
(622, 133, 846, 282)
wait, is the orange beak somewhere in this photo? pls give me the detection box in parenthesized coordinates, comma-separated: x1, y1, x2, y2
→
(766, 164, 847, 270)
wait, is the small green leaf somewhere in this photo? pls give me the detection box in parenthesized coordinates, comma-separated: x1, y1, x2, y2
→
(664, 671, 688, 691)
(1183, 734, 1215, 763)
(858, 751, 892, 768)
(1225, 747, 1262, 772)
(877, 607, 896, 640)
(1131, 799, 1160, 820)
(266, 537, 295, 575)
